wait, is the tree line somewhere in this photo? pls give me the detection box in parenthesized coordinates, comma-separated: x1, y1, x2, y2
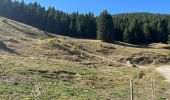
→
(0, 0, 170, 44)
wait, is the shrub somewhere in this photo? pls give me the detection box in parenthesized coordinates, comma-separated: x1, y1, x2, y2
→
(70, 44, 81, 54)
(47, 38, 55, 48)
(60, 36, 66, 40)
(47, 38, 54, 44)
(2, 19, 7, 23)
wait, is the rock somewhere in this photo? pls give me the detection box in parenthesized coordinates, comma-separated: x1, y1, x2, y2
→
(132, 64, 137, 68)
(126, 61, 132, 67)
(138, 71, 145, 79)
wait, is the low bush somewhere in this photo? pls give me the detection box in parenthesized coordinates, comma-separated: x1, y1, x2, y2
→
(70, 44, 81, 54)
(2, 19, 7, 23)
(47, 38, 55, 48)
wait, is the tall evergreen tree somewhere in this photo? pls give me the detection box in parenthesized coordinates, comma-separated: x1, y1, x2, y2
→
(69, 12, 78, 36)
(97, 10, 114, 42)
(128, 19, 143, 44)
(143, 23, 151, 43)
(157, 20, 168, 43)
(123, 28, 132, 43)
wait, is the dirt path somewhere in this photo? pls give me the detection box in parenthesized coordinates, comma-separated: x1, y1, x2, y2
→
(156, 66, 170, 82)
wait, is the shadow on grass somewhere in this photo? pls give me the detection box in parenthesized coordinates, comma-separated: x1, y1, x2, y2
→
(113, 41, 151, 49)
(0, 41, 18, 54)
(6, 22, 55, 38)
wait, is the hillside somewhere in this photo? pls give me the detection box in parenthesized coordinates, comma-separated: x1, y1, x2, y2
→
(0, 17, 170, 66)
(1, 17, 170, 99)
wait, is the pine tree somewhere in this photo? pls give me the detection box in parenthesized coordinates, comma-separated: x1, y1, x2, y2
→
(128, 19, 143, 44)
(97, 10, 114, 42)
(157, 20, 168, 43)
(123, 28, 131, 43)
(46, 7, 56, 33)
(69, 12, 78, 36)
(143, 23, 151, 43)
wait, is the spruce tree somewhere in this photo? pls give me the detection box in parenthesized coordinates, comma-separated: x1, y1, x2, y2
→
(157, 20, 168, 43)
(123, 28, 131, 43)
(143, 23, 151, 43)
(128, 19, 143, 44)
(97, 10, 114, 42)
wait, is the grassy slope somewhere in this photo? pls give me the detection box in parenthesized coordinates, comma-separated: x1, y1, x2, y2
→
(0, 17, 170, 100)
(1, 57, 170, 100)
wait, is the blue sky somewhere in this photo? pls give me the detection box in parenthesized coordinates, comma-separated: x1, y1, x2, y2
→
(19, 0, 170, 15)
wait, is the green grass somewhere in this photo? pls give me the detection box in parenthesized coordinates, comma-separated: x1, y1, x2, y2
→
(0, 58, 170, 100)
